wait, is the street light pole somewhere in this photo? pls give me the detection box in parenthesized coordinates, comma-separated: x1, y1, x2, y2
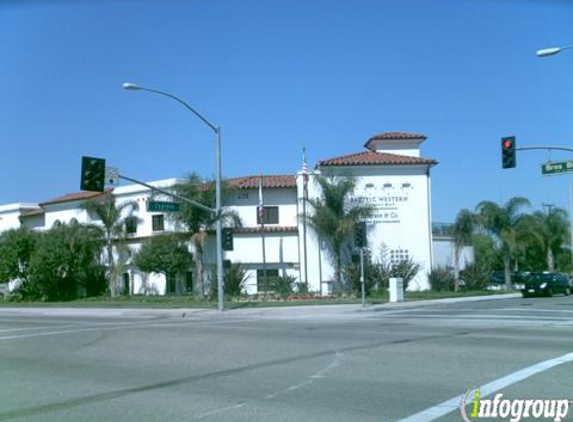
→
(215, 127, 224, 312)
(536, 44, 573, 269)
(123, 82, 225, 312)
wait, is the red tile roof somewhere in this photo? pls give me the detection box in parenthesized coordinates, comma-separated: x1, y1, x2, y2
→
(227, 175, 296, 190)
(364, 132, 428, 151)
(40, 188, 113, 206)
(19, 209, 45, 218)
(367, 131, 427, 141)
(317, 150, 438, 167)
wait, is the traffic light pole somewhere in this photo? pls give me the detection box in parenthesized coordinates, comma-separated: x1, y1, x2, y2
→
(516, 146, 573, 153)
(506, 143, 573, 270)
(118, 174, 215, 214)
(359, 247, 366, 307)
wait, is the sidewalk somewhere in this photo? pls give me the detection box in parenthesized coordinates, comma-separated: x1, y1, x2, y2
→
(0, 293, 520, 320)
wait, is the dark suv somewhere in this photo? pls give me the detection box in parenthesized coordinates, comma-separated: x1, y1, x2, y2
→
(521, 273, 572, 297)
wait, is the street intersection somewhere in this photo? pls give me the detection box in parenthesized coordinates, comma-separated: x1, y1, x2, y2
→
(0, 295, 572, 422)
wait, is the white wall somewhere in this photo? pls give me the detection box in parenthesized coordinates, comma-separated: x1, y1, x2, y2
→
(226, 187, 298, 227)
(297, 164, 435, 291)
(432, 236, 475, 270)
(0, 204, 41, 232)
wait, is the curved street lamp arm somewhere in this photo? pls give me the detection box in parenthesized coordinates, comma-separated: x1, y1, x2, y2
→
(137, 86, 219, 133)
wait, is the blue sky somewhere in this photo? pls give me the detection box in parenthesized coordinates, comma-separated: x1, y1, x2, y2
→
(1, 0, 572, 222)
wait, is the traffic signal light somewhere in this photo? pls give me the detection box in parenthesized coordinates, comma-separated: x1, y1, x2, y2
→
(222, 227, 234, 251)
(80, 156, 106, 192)
(501, 136, 516, 169)
(354, 222, 367, 248)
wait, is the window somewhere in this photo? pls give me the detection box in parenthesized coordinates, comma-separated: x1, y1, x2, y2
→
(256, 206, 279, 225)
(122, 273, 130, 295)
(185, 272, 193, 293)
(125, 217, 138, 234)
(390, 249, 409, 265)
(166, 274, 176, 294)
(257, 269, 279, 293)
(152, 214, 165, 232)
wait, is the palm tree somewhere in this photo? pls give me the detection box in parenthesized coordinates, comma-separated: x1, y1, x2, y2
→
(173, 173, 241, 299)
(82, 193, 140, 296)
(303, 175, 373, 288)
(452, 209, 474, 292)
(475, 197, 530, 289)
(531, 208, 570, 272)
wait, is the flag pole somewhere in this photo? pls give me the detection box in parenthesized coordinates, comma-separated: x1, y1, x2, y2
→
(259, 175, 268, 299)
(302, 148, 309, 290)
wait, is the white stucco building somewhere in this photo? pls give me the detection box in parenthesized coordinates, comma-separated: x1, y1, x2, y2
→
(0, 131, 465, 295)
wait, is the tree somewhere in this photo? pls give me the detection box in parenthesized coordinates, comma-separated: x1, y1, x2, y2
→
(26, 220, 105, 301)
(173, 173, 241, 299)
(82, 193, 140, 296)
(303, 175, 373, 288)
(452, 209, 475, 292)
(133, 233, 193, 294)
(475, 197, 530, 289)
(0, 227, 38, 285)
(530, 208, 570, 272)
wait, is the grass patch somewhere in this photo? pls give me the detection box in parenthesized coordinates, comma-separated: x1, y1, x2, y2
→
(0, 290, 515, 309)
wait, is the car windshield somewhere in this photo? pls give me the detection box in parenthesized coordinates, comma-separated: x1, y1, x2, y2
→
(529, 274, 555, 283)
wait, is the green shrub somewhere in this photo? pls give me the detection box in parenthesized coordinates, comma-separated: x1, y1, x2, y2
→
(224, 263, 249, 297)
(427, 266, 455, 292)
(343, 260, 378, 296)
(295, 281, 309, 294)
(273, 275, 297, 298)
(460, 262, 489, 290)
(25, 222, 104, 301)
(389, 258, 424, 291)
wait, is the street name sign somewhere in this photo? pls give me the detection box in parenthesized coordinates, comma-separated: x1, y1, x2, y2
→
(541, 160, 573, 176)
(147, 201, 181, 212)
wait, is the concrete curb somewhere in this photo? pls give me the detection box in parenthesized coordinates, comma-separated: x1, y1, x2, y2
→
(0, 293, 521, 319)
(364, 292, 521, 312)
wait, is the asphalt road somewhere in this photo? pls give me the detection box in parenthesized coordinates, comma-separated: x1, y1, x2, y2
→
(1, 295, 572, 422)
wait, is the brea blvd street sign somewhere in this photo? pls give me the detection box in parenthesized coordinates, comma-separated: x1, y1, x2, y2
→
(542, 160, 573, 176)
(147, 201, 181, 212)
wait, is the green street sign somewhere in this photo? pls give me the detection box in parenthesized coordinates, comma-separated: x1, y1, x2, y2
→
(541, 160, 573, 176)
(147, 201, 181, 212)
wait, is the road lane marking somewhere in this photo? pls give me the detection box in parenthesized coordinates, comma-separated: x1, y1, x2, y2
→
(0, 318, 264, 341)
(195, 403, 247, 419)
(394, 351, 573, 422)
(377, 313, 573, 320)
(497, 308, 573, 314)
(194, 350, 344, 419)
(0, 324, 110, 333)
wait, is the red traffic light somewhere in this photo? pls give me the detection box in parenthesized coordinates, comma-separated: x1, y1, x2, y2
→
(501, 136, 516, 169)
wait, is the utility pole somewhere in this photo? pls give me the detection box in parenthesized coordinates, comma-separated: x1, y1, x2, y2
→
(542, 203, 555, 214)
